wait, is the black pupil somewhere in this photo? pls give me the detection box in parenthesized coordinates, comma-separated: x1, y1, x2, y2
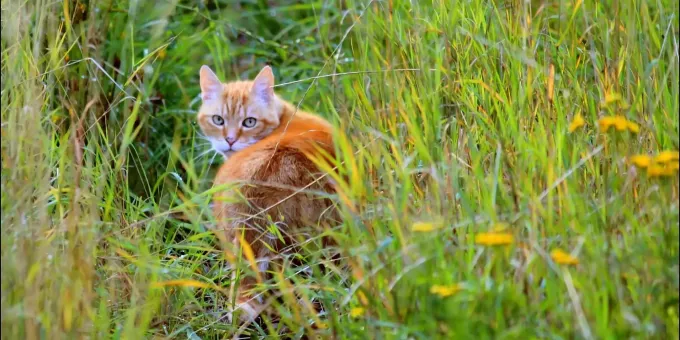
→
(213, 116, 223, 125)
(245, 118, 255, 127)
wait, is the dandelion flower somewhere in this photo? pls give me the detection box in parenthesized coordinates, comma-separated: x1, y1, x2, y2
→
(626, 121, 640, 134)
(568, 113, 585, 133)
(629, 155, 652, 168)
(601, 92, 622, 107)
(430, 284, 462, 297)
(654, 151, 680, 163)
(411, 221, 439, 232)
(598, 116, 616, 132)
(598, 116, 639, 133)
(550, 249, 579, 265)
(350, 307, 365, 318)
(612, 115, 628, 131)
(476, 232, 514, 246)
(647, 164, 676, 178)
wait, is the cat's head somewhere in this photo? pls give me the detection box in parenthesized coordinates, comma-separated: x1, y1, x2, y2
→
(197, 65, 283, 155)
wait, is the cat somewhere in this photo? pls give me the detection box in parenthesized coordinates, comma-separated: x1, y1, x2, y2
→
(197, 65, 339, 322)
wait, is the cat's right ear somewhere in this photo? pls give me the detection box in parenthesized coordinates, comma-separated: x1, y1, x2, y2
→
(200, 65, 222, 101)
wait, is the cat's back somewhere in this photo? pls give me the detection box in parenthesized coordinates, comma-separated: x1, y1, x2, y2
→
(215, 110, 335, 184)
(213, 111, 337, 228)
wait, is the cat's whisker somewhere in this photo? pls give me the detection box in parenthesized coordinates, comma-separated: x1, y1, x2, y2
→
(182, 142, 212, 154)
(194, 148, 217, 162)
(208, 149, 220, 165)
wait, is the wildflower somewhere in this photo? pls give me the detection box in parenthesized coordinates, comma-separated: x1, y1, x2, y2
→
(550, 249, 579, 265)
(475, 232, 514, 246)
(568, 113, 585, 133)
(654, 151, 679, 163)
(647, 164, 677, 178)
(430, 284, 462, 297)
(350, 307, 365, 318)
(598, 116, 639, 133)
(601, 92, 622, 107)
(612, 116, 628, 131)
(598, 116, 616, 132)
(158, 48, 167, 60)
(626, 121, 640, 134)
(629, 155, 652, 168)
(411, 221, 440, 232)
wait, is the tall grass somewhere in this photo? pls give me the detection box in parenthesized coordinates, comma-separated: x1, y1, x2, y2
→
(1, 0, 678, 338)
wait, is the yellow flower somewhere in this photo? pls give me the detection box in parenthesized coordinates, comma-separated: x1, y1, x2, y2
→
(568, 113, 585, 133)
(411, 221, 440, 232)
(598, 116, 616, 132)
(158, 48, 167, 60)
(647, 164, 677, 178)
(612, 115, 628, 131)
(654, 151, 679, 163)
(475, 232, 514, 246)
(626, 121, 640, 134)
(550, 249, 579, 265)
(601, 92, 622, 107)
(598, 116, 639, 133)
(350, 307, 365, 318)
(629, 155, 652, 168)
(430, 284, 462, 297)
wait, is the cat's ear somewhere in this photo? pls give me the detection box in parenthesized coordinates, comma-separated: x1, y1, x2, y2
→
(251, 66, 275, 105)
(200, 65, 222, 101)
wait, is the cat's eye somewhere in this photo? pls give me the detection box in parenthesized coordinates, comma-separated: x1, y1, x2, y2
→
(242, 117, 257, 128)
(212, 115, 224, 126)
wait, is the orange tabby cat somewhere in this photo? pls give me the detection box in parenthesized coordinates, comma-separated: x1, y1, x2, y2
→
(197, 65, 338, 321)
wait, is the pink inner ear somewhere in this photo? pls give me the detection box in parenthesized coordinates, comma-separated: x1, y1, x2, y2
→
(252, 67, 274, 104)
(253, 84, 271, 103)
(201, 92, 214, 101)
(200, 66, 222, 101)
(201, 83, 222, 101)
(252, 79, 274, 105)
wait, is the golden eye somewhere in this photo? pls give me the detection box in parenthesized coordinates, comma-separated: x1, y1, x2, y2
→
(243, 117, 257, 128)
(212, 115, 224, 126)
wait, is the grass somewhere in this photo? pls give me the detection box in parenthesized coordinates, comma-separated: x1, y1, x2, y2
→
(1, 0, 679, 338)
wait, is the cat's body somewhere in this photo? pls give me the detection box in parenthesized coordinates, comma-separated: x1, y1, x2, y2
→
(197, 65, 338, 321)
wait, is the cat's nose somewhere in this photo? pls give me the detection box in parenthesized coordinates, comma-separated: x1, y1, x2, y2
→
(225, 137, 237, 146)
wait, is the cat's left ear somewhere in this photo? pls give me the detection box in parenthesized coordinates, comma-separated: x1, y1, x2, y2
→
(251, 66, 275, 105)
(200, 65, 222, 101)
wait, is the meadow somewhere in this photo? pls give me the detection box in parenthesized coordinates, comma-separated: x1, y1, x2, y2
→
(1, 0, 679, 338)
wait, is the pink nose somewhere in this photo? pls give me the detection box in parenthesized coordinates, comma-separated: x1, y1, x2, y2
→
(226, 137, 236, 146)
